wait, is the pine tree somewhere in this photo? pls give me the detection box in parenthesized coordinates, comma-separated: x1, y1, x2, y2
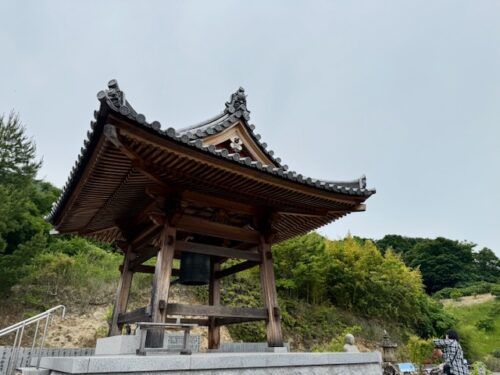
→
(0, 112, 41, 185)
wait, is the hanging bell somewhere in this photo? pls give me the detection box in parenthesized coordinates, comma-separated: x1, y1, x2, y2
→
(179, 252, 210, 285)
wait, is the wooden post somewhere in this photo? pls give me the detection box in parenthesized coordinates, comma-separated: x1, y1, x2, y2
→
(258, 236, 284, 347)
(109, 246, 134, 336)
(208, 259, 221, 349)
(146, 224, 176, 347)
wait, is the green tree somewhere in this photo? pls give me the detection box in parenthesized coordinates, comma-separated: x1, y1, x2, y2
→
(473, 248, 500, 283)
(273, 232, 327, 303)
(0, 112, 41, 185)
(0, 112, 60, 295)
(406, 237, 475, 293)
(375, 234, 426, 259)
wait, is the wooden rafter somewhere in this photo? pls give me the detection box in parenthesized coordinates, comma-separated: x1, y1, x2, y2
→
(111, 119, 365, 205)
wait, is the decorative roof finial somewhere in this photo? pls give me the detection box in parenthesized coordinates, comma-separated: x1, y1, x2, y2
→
(225, 87, 250, 121)
(105, 79, 126, 109)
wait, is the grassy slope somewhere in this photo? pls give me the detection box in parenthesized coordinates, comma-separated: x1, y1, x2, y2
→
(443, 297, 499, 361)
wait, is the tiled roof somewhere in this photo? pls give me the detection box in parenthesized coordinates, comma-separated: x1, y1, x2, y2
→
(47, 80, 375, 223)
(176, 87, 285, 168)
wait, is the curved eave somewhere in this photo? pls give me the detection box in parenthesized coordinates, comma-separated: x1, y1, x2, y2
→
(47, 82, 375, 227)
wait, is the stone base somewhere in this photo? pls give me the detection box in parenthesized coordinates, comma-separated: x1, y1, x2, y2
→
(19, 368, 50, 375)
(95, 333, 200, 355)
(265, 346, 288, 353)
(38, 352, 382, 375)
(95, 335, 139, 355)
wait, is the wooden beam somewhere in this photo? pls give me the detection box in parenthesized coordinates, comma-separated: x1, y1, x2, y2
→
(117, 307, 150, 325)
(109, 247, 134, 336)
(276, 204, 365, 218)
(130, 224, 162, 249)
(166, 303, 268, 319)
(332, 203, 366, 213)
(216, 261, 259, 279)
(117, 198, 165, 234)
(258, 236, 284, 347)
(120, 264, 180, 276)
(176, 241, 260, 262)
(208, 260, 221, 350)
(129, 246, 158, 268)
(182, 190, 256, 216)
(147, 225, 176, 347)
(176, 215, 259, 244)
(216, 316, 266, 326)
(276, 211, 328, 218)
(78, 225, 122, 239)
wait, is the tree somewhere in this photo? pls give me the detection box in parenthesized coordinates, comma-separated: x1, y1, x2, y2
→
(0, 112, 58, 295)
(473, 248, 500, 283)
(405, 237, 475, 293)
(0, 112, 41, 185)
(273, 232, 327, 303)
(374, 234, 426, 259)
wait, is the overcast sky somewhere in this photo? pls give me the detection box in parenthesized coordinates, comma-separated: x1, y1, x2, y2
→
(1, 1, 499, 256)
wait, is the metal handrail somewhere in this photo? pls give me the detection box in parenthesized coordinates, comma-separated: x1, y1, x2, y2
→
(0, 305, 66, 336)
(0, 305, 65, 375)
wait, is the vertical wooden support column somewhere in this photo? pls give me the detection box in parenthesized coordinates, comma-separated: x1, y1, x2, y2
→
(208, 259, 221, 349)
(146, 224, 176, 348)
(258, 236, 284, 347)
(109, 246, 134, 336)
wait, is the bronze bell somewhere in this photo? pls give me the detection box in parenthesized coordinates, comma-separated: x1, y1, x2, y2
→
(179, 252, 210, 285)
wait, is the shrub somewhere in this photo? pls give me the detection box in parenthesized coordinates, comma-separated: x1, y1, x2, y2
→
(450, 290, 463, 300)
(471, 361, 492, 375)
(483, 355, 500, 372)
(433, 282, 500, 300)
(492, 285, 500, 298)
(476, 318, 495, 332)
(15, 238, 122, 311)
(407, 336, 433, 375)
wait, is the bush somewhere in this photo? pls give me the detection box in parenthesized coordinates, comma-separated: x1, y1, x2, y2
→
(476, 319, 495, 332)
(450, 290, 463, 300)
(483, 355, 500, 372)
(15, 237, 122, 311)
(471, 361, 493, 374)
(407, 336, 433, 374)
(433, 282, 500, 300)
(492, 285, 500, 298)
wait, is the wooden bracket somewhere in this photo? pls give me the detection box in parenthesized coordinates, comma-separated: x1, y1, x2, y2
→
(103, 124, 122, 148)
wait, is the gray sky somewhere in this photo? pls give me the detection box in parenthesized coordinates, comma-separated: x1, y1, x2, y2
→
(1, 1, 499, 256)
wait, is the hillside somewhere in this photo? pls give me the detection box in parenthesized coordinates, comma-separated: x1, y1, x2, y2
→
(442, 296, 500, 367)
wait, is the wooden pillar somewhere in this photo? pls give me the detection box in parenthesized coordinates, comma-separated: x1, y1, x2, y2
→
(109, 246, 134, 336)
(146, 224, 176, 347)
(208, 259, 221, 349)
(258, 236, 284, 347)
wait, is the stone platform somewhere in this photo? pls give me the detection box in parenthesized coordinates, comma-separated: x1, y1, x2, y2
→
(36, 352, 382, 375)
